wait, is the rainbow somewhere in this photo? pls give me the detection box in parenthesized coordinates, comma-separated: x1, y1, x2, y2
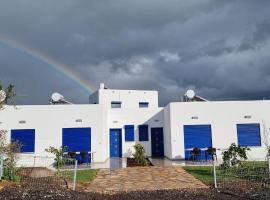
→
(0, 35, 96, 93)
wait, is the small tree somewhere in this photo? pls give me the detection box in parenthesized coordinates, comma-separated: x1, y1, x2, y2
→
(221, 143, 250, 169)
(45, 146, 68, 171)
(133, 143, 149, 166)
(0, 85, 20, 181)
(0, 131, 21, 181)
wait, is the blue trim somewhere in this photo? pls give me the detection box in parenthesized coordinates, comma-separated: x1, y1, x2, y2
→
(11, 129, 35, 153)
(62, 128, 91, 152)
(125, 125, 134, 141)
(139, 125, 149, 141)
(237, 123, 261, 147)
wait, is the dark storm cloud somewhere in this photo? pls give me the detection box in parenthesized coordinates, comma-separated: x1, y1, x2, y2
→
(0, 0, 270, 105)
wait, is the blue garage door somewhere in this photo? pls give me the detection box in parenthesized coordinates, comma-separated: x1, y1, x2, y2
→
(184, 125, 212, 160)
(11, 129, 35, 153)
(237, 124, 261, 147)
(110, 129, 122, 157)
(151, 128, 164, 157)
(62, 128, 91, 152)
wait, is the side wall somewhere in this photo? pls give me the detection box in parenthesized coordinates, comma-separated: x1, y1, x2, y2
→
(0, 104, 107, 166)
(167, 101, 270, 160)
(163, 105, 172, 159)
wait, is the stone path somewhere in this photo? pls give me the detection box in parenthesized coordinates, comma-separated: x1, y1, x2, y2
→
(85, 166, 207, 193)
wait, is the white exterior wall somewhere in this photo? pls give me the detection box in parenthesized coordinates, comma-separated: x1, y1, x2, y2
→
(166, 101, 270, 161)
(1, 86, 270, 167)
(0, 104, 107, 166)
(91, 89, 158, 108)
(107, 108, 164, 157)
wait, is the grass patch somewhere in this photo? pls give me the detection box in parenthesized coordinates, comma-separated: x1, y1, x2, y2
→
(183, 166, 214, 185)
(59, 169, 98, 184)
(183, 161, 269, 186)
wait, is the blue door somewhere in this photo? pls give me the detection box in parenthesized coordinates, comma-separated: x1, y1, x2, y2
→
(151, 128, 164, 157)
(110, 129, 122, 157)
(184, 125, 212, 160)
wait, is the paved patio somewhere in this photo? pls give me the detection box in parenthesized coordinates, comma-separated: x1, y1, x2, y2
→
(85, 166, 207, 193)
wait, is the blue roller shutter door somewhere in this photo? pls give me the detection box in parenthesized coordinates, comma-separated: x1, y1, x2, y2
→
(184, 125, 212, 160)
(62, 128, 91, 163)
(237, 124, 261, 146)
(62, 128, 91, 152)
(11, 129, 35, 153)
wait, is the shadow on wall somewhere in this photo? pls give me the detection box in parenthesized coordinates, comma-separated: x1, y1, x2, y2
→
(137, 109, 165, 157)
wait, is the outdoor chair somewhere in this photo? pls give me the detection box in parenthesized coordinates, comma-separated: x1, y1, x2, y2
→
(80, 152, 91, 165)
(205, 147, 217, 161)
(190, 147, 201, 161)
(75, 152, 82, 164)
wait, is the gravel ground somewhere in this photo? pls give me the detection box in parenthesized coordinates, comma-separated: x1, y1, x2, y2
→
(0, 184, 249, 200)
(1, 180, 270, 200)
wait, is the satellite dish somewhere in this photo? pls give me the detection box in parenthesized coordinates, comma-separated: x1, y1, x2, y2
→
(0, 90, 6, 103)
(51, 92, 64, 102)
(186, 89, 195, 99)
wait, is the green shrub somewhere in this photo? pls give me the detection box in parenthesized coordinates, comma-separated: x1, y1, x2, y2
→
(133, 143, 149, 166)
(45, 146, 68, 171)
(2, 162, 20, 182)
(221, 143, 250, 169)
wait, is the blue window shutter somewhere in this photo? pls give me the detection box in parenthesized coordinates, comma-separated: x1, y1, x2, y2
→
(125, 125, 134, 141)
(62, 128, 91, 152)
(139, 125, 149, 141)
(11, 129, 35, 153)
(237, 124, 261, 146)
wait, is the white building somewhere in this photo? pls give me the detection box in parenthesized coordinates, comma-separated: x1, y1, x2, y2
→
(0, 83, 269, 167)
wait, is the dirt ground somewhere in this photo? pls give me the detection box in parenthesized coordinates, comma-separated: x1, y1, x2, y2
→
(0, 183, 267, 200)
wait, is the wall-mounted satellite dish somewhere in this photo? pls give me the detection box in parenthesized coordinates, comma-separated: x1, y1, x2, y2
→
(186, 89, 195, 99)
(51, 92, 64, 102)
(0, 90, 6, 103)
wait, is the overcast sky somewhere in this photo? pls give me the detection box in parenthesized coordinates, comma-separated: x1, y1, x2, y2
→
(0, 0, 270, 106)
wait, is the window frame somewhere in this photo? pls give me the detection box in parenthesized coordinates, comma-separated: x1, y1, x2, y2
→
(139, 102, 149, 108)
(111, 101, 122, 108)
